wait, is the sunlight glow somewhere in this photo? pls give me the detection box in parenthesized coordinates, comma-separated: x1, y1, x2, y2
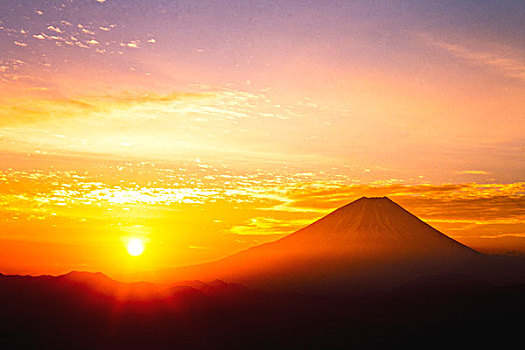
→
(127, 238, 144, 256)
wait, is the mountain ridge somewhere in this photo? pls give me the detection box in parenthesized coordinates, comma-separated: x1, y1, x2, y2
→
(1, 269, 524, 349)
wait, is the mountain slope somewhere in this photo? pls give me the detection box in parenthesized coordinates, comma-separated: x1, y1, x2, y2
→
(158, 197, 483, 293)
(272, 196, 478, 257)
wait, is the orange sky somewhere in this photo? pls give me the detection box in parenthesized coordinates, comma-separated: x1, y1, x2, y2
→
(0, 0, 524, 278)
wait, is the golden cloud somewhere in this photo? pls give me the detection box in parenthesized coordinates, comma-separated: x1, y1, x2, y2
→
(257, 182, 525, 238)
(0, 91, 213, 127)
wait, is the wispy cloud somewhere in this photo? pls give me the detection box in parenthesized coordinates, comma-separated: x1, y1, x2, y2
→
(421, 34, 525, 83)
(0, 91, 212, 127)
(231, 217, 312, 236)
(1, 160, 523, 251)
(270, 182, 525, 240)
(47, 26, 63, 34)
(456, 170, 489, 175)
(279, 181, 524, 211)
(0, 88, 310, 161)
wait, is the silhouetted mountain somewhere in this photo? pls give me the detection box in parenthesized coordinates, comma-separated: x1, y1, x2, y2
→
(158, 197, 487, 293)
(269, 196, 478, 258)
(2, 197, 524, 348)
(1, 271, 524, 349)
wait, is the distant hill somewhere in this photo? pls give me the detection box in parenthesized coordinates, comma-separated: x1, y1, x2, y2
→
(1, 271, 524, 349)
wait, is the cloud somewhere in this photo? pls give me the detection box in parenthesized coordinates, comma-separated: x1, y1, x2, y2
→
(457, 170, 489, 175)
(47, 26, 63, 34)
(224, 181, 525, 241)
(0, 91, 213, 127)
(280, 181, 524, 210)
(121, 42, 139, 48)
(231, 217, 312, 236)
(81, 28, 96, 35)
(1, 161, 523, 246)
(0, 89, 303, 159)
(421, 34, 525, 83)
(267, 182, 525, 238)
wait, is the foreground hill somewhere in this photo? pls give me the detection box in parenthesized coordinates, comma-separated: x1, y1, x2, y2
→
(0, 271, 524, 349)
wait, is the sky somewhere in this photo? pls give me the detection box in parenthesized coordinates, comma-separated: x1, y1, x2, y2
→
(0, 0, 524, 278)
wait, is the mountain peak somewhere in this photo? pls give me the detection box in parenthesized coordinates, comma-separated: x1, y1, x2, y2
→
(273, 196, 479, 258)
(359, 196, 390, 200)
(345, 196, 397, 209)
(350, 196, 398, 209)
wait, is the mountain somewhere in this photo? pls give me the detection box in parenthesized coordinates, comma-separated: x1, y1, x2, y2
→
(54, 271, 252, 302)
(1, 271, 524, 349)
(158, 197, 484, 293)
(2, 198, 524, 348)
(249, 196, 479, 258)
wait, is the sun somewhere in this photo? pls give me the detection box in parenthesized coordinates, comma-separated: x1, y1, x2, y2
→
(126, 238, 144, 256)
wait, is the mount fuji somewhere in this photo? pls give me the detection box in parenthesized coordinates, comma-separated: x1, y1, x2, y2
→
(155, 197, 484, 293)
